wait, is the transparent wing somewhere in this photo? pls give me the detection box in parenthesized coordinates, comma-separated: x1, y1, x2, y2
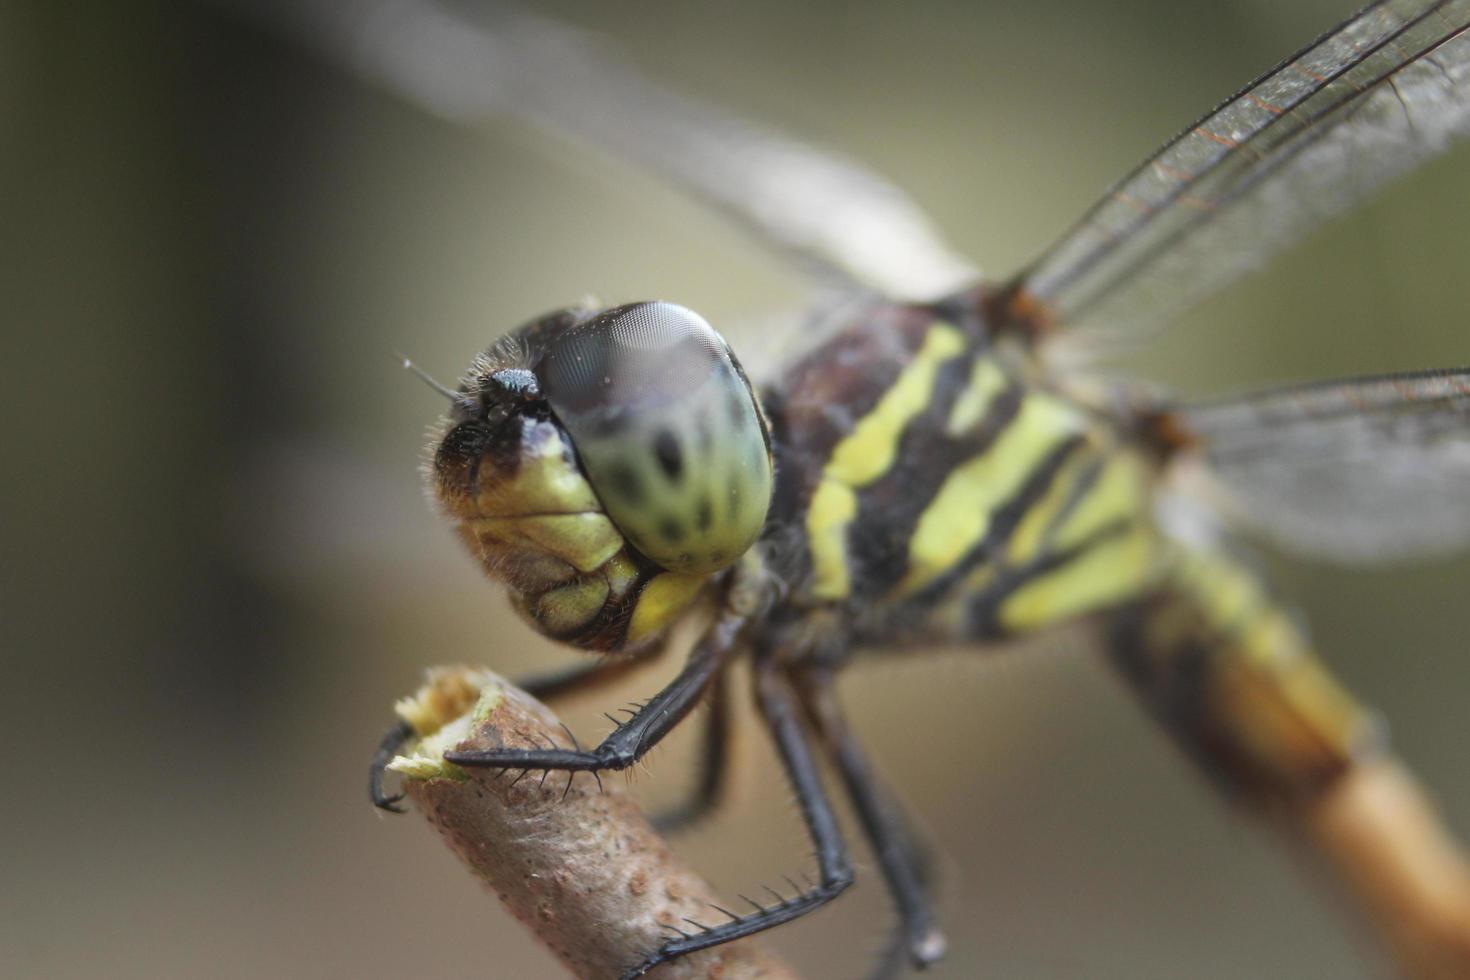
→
(1180, 368, 1470, 563)
(238, 0, 976, 302)
(1001, 0, 1470, 344)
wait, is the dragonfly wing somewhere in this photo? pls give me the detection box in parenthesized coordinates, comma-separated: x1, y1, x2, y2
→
(1001, 0, 1470, 346)
(250, 0, 976, 301)
(1179, 368, 1470, 563)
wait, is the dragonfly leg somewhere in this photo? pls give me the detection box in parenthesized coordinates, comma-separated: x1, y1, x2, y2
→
(367, 646, 668, 812)
(795, 666, 947, 974)
(516, 639, 667, 703)
(619, 656, 853, 979)
(442, 607, 746, 774)
(650, 672, 732, 833)
(369, 719, 416, 813)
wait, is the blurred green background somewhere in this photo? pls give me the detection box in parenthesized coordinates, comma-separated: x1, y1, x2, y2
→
(6, 1, 1469, 977)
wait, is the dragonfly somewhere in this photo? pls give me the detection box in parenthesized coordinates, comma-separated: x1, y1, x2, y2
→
(279, 0, 1470, 975)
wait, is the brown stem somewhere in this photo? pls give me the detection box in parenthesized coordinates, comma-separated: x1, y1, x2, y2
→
(1299, 758, 1470, 980)
(388, 667, 799, 980)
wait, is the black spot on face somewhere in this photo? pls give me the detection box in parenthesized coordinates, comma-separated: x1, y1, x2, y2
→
(653, 429, 683, 481)
(486, 416, 534, 473)
(434, 420, 492, 472)
(659, 517, 685, 544)
(605, 462, 644, 506)
(696, 496, 713, 532)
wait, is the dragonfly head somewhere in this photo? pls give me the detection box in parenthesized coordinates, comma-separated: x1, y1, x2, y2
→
(429, 301, 774, 651)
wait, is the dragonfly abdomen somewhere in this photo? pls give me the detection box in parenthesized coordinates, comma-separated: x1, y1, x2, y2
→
(1111, 550, 1383, 802)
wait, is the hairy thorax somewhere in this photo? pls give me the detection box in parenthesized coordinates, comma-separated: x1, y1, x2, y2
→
(759, 300, 1168, 646)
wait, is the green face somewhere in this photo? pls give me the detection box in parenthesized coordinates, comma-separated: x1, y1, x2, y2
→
(536, 302, 774, 575)
(430, 301, 774, 650)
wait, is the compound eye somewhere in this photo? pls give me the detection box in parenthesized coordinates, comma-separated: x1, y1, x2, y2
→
(538, 302, 773, 574)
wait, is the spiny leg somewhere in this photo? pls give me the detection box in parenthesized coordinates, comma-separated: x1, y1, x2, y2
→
(795, 666, 946, 975)
(651, 672, 732, 833)
(442, 607, 746, 774)
(367, 643, 668, 812)
(620, 656, 854, 979)
(864, 825, 942, 980)
(369, 719, 416, 813)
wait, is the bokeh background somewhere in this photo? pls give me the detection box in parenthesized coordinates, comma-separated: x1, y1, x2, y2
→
(7, 1, 1470, 977)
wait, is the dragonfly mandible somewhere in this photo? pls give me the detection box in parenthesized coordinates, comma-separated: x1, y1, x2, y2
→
(254, 0, 1470, 975)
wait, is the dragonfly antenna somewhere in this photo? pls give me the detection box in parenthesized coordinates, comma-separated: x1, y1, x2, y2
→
(395, 351, 463, 403)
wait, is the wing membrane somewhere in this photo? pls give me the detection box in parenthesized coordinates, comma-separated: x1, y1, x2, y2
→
(1007, 0, 1470, 343)
(242, 0, 976, 301)
(1181, 368, 1470, 563)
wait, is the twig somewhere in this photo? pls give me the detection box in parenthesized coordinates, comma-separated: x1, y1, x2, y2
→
(1298, 758, 1470, 979)
(387, 667, 799, 980)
